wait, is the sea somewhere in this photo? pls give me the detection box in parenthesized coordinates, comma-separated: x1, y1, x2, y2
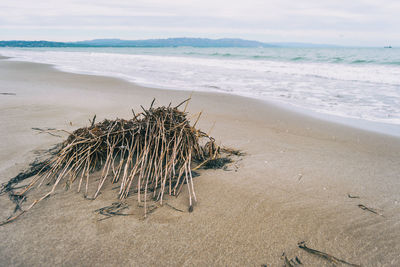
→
(1, 47, 399, 136)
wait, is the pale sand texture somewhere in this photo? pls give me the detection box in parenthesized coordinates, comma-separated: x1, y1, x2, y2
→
(0, 58, 399, 266)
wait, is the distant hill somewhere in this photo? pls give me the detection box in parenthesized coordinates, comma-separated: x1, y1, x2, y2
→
(73, 38, 274, 47)
(0, 40, 86, 47)
(0, 38, 342, 48)
(0, 38, 273, 48)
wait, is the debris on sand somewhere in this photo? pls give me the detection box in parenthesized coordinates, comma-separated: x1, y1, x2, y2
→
(1, 99, 237, 225)
(95, 202, 131, 221)
(347, 194, 360, 199)
(281, 252, 302, 266)
(298, 241, 360, 266)
(358, 204, 384, 217)
(32, 127, 62, 137)
(0, 144, 61, 213)
(203, 157, 232, 169)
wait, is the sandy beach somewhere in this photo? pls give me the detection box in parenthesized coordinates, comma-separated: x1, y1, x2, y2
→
(1, 56, 400, 266)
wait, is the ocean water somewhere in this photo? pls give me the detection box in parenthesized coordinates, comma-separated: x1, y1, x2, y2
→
(1, 47, 400, 134)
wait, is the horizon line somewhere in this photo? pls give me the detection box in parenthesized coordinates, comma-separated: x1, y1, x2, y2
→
(0, 37, 394, 48)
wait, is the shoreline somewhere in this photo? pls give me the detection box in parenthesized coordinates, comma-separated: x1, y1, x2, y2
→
(0, 55, 400, 138)
(1, 57, 400, 266)
(1, 52, 400, 138)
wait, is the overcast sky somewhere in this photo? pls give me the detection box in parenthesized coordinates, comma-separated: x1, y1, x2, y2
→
(1, 0, 399, 46)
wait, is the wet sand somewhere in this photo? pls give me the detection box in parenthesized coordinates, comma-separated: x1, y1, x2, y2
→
(1, 58, 400, 266)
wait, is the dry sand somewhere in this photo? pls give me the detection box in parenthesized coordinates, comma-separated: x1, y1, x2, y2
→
(0, 57, 400, 266)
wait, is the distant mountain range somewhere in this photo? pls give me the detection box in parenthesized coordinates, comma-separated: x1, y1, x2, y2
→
(0, 38, 340, 48)
(0, 40, 83, 47)
(74, 38, 276, 47)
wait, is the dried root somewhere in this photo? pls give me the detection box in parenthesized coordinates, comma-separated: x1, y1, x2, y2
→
(1, 99, 233, 225)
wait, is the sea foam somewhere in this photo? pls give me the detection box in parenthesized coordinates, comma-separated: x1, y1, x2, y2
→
(1, 47, 399, 131)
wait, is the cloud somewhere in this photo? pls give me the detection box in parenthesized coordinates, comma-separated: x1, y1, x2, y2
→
(0, 0, 399, 45)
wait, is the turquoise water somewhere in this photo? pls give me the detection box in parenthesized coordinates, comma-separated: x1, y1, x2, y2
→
(1, 46, 400, 134)
(10, 46, 400, 65)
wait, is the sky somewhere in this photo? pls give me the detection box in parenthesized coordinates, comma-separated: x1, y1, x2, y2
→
(0, 0, 399, 46)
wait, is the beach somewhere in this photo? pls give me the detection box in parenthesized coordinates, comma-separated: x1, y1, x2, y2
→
(1, 56, 400, 266)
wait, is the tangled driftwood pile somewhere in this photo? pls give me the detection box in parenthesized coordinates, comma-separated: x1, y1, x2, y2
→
(1, 99, 233, 225)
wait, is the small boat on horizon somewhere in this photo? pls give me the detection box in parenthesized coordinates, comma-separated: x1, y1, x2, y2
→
(384, 46, 392, 48)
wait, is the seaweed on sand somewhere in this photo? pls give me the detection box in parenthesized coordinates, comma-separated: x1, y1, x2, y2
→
(298, 241, 361, 266)
(0, 144, 61, 213)
(202, 157, 232, 169)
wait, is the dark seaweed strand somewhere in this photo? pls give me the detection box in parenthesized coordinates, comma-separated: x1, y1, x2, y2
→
(298, 242, 361, 267)
(0, 144, 61, 212)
